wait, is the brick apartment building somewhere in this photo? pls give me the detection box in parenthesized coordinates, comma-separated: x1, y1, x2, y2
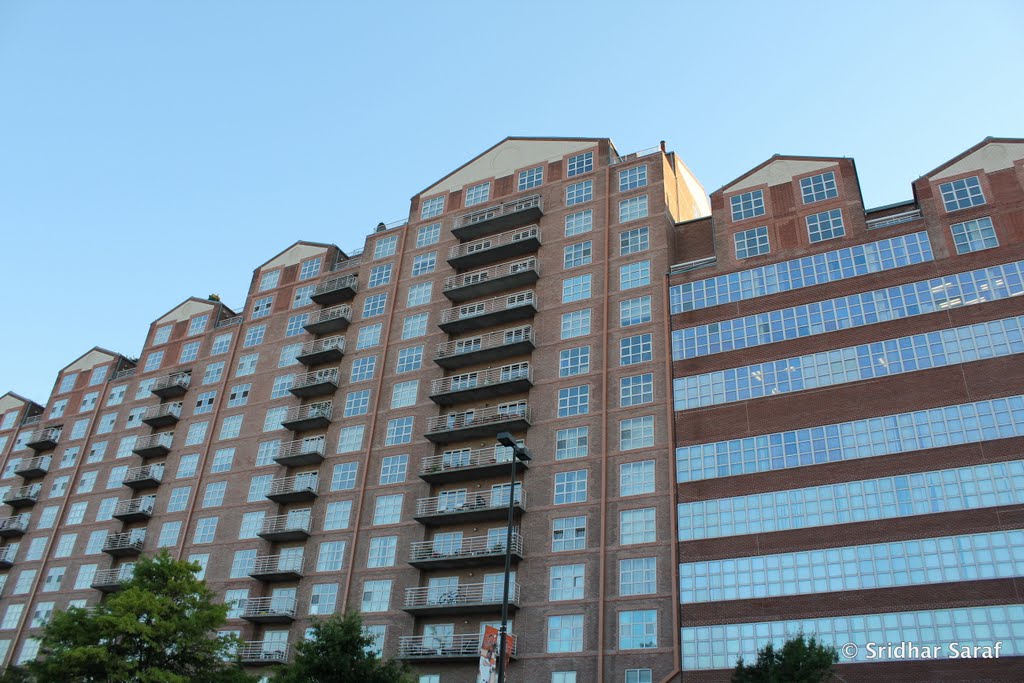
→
(0, 136, 1020, 682)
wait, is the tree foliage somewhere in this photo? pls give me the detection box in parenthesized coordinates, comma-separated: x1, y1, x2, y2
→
(273, 611, 415, 683)
(732, 632, 839, 683)
(25, 552, 253, 683)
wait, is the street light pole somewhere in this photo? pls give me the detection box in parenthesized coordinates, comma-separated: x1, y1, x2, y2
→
(495, 432, 531, 683)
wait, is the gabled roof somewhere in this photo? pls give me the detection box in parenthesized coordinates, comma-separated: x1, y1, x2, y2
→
(921, 137, 1024, 181)
(417, 136, 608, 198)
(256, 240, 335, 272)
(0, 391, 40, 415)
(60, 347, 121, 374)
(718, 154, 848, 195)
(153, 297, 221, 326)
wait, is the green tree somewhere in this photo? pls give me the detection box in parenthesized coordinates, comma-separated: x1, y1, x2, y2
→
(274, 611, 415, 683)
(26, 552, 254, 683)
(732, 632, 839, 683)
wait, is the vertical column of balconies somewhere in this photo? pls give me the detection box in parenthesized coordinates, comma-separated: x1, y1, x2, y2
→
(398, 196, 543, 664)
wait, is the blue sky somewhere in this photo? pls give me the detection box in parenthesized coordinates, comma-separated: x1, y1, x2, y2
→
(1, 1, 1021, 403)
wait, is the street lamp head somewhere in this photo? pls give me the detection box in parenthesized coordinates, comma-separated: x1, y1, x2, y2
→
(496, 432, 532, 462)
(496, 432, 517, 449)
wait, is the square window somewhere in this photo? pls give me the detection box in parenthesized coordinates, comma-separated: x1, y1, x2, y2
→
(391, 380, 418, 409)
(317, 541, 346, 572)
(618, 610, 657, 649)
(401, 313, 429, 340)
(619, 227, 649, 256)
(806, 209, 845, 243)
(236, 353, 258, 376)
(562, 274, 592, 303)
(293, 285, 315, 308)
(730, 189, 765, 221)
(379, 455, 408, 485)
(549, 564, 585, 601)
(203, 362, 225, 384)
(619, 165, 648, 192)
(465, 181, 491, 207)
(263, 406, 288, 432)
(800, 171, 838, 204)
(619, 296, 651, 326)
(255, 440, 279, 466)
(554, 470, 588, 504)
(416, 222, 441, 247)
(360, 579, 392, 612)
(243, 325, 265, 348)
(939, 175, 985, 212)
(559, 346, 590, 377)
(187, 315, 209, 336)
(285, 314, 309, 337)
(385, 417, 413, 446)
(251, 296, 273, 319)
(407, 282, 432, 307)
(518, 166, 543, 190)
(177, 454, 200, 478)
(396, 346, 423, 373)
(951, 217, 998, 254)
(279, 343, 303, 367)
(193, 517, 218, 544)
(620, 460, 655, 496)
(350, 356, 377, 383)
(734, 226, 770, 259)
(619, 558, 656, 596)
(620, 508, 655, 544)
(143, 352, 163, 373)
(194, 390, 217, 414)
(344, 390, 370, 417)
(259, 270, 280, 291)
(367, 537, 397, 568)
(324, 501, 352, 530)
(372, 494, 403, 525)
(337, 425, 365, 454)
(564, 242, 593, 269)
(619, 195, 648, 223)
(560, 310, 592, 340)
(331, 462, 358, 491)
(547, 614, 584, 653)
(411, 252, 436, 276)
(556, 427, 588, 460)
(211, 333, 232, 355)
(211, 447, 234, 473)
(565, 209, 593, 237)
(368, 264, 393, 288)
(557, 386, 590, 417)
(218, 414, 243, 440)
(356, 323, 383, 350)
(620, 373, 653, 406)
(158, 521, 181, 547)
(167, 486, 190, 512)
(553, 516, 586, 551)
(268, 376, 292, 400)
(310, 583, 339, 614)
(374, 235, 398, 259)
(620, 333, 652, 365)
(567, 152, 593, 177)
(153, 325, 172, 345)
(420, 196, 445, 220)
(566, 180, 593, 207)
(619, 261, 650, 290)
(202, 481, 227, 508)
(230, 383, 253, 405)
(620, 416, 654, 451)
(299, 257, 322, 280)
(362, 293, 388, 318)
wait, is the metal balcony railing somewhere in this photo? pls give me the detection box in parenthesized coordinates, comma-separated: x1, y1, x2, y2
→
(281, 401, 332, 425)
(866, 208, 923, 230)
(3, 484, 42, 505)
(240, 596, 297, 620)
(103, 530, 146, 554)
(249, 554, 304, 578)
(304, 304, 352, 331)
(238, 641, 289, 664)
(0, 545, 14, 566)
(112, 367, 137, 380)
(399, 633, 516, 659)
(425, 401, 531, 435)
(434, 325, 534, 362)
(404, 581, 520, 611)
(312, 274, 358, 299)
(25, 427, 61, 450)
(258, 511, 312, 538)
(449, 225, 540, 261)
(275, 436, 326, 466)
(610, 145, 661, 165)
(113, 496, 156, 519)
(330, 254, 362, 272)
(290, 368, 339, 397)
(415, 487, 525, 518)
(444, 257, 539, 291)
(295, 336, 346, 364)
(0, 514, 31, 536)
(438, 291, 536, 326)
(409, 532, 523, 566)
(133, 432, 174, 455)
(151, 372, 191, 393)
(216, 315, 243, 328)
(123, 464, 164, 487)
(266, 474, 319, 499)
(419, 447, 527, 480)
(91, 565, 135, 590)
(14, 455, 51, 478)
(430, 363, 532, 397)
(454, 193, 542, 231)
(142, 402, 182, 424)
(21, 415, 42, 427)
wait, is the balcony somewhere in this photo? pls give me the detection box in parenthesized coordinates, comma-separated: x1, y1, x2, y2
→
(403, 581, 520, 616)
(447, 225, 541, 271)
(452, 193, 542, 240)
(0, 546, 13, 569)
(295, 336, 346, 366)
(280, 402, 332, 432)
(151, 372, 191, 399)
(409, 532, 523, 570)
(249, 554, 304, 582)
(25, 427, 61, 451)
(141, 402, 182, 428)
(303, 305, 352, 335)
(399, 633, 517, 661)
(133, 432, 173, 459)
(240, 597, 297, 624)
(434, 325, 535, 370)
(420, 447, 529, 484)
(443, 257, 540, 303)
(238, 641, 289, 666)
(424, 402, 531, 443)
(265, 474, 319, 504)
(429, 363, 532, 406)
(310, 274, 358, 305)
(289, 368, 339, 398)
(414, 488, 526, 526)
(103, 530, 146, 557)
(91, 565, 134, 593)
(112, 496, 156, 523)
(14, 455, 51, 480)
(257, 511, 312, 542)
(3, 484, 41, 508)
(0, 514, 30, 539)
(437, 291, 536, 334)
(274, 437, 326, 467)
(123, 464, 164, 490)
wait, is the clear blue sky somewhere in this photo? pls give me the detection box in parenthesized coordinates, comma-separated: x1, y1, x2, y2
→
(1, 1, 1021, 403)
